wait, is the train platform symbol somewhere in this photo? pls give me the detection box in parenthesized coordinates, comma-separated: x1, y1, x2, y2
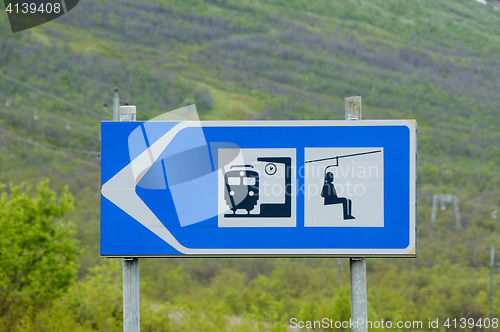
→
(223, 157, 292, 218)
(218, 148, 296, 227)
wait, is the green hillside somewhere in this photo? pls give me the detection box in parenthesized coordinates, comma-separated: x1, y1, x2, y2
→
(1, 0, 499, 330)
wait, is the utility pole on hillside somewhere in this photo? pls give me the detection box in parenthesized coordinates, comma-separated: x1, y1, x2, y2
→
(490, 243, 495, 332)
(113, 88, 120, 120)
(338, 259, 343, 284)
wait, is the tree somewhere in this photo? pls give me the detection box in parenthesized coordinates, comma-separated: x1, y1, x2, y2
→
(0, 180, 79, 329)
(193, 87, 214, 112)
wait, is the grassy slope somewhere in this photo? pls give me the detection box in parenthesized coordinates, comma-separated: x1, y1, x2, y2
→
(0, 0, 500, 327)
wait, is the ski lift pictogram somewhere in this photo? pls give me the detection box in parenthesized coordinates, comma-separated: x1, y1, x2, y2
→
(306, 150, 382, 220)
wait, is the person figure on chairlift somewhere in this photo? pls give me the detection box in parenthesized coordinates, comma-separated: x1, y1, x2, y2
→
(321, 172, 355, 220)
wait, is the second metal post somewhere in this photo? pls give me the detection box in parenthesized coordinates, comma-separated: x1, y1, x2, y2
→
(346, 96, 368, 332)
(117, 104, 140, 332)
(123, 257, 140, 332)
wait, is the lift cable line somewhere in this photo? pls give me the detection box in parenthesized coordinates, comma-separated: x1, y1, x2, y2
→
(418, 239, 493, 265)
(0, 126, 100, 169)
(376, 260, 493, 283)
(0, 95, 101, 136)
(305, 150, 382, 164)
(25, 63, 115, 92)
(12, 64, 114, 101)
(0, 71, 107, 118)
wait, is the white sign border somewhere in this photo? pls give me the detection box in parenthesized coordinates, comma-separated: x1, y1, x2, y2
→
(101, 120, 416, 257)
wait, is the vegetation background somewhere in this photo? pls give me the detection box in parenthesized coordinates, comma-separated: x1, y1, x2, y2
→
(0, 0, 500, 330)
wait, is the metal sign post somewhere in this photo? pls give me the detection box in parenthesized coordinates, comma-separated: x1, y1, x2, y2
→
(346, 96, 368, 332)
(116, 105, 140, 332)
(123, 257, 140, 332)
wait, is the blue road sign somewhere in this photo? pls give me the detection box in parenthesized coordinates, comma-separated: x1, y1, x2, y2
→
(101, 120, 416, 257)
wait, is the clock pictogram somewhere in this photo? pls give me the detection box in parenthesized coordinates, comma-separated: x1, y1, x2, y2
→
(265, 163, 277, 175)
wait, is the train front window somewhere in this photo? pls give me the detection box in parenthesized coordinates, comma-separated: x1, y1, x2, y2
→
(227, 177, 240, 185)
(243, 177, 256, 185)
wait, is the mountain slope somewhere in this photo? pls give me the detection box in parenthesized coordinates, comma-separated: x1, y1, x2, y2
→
(0, 0, 499, 329)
